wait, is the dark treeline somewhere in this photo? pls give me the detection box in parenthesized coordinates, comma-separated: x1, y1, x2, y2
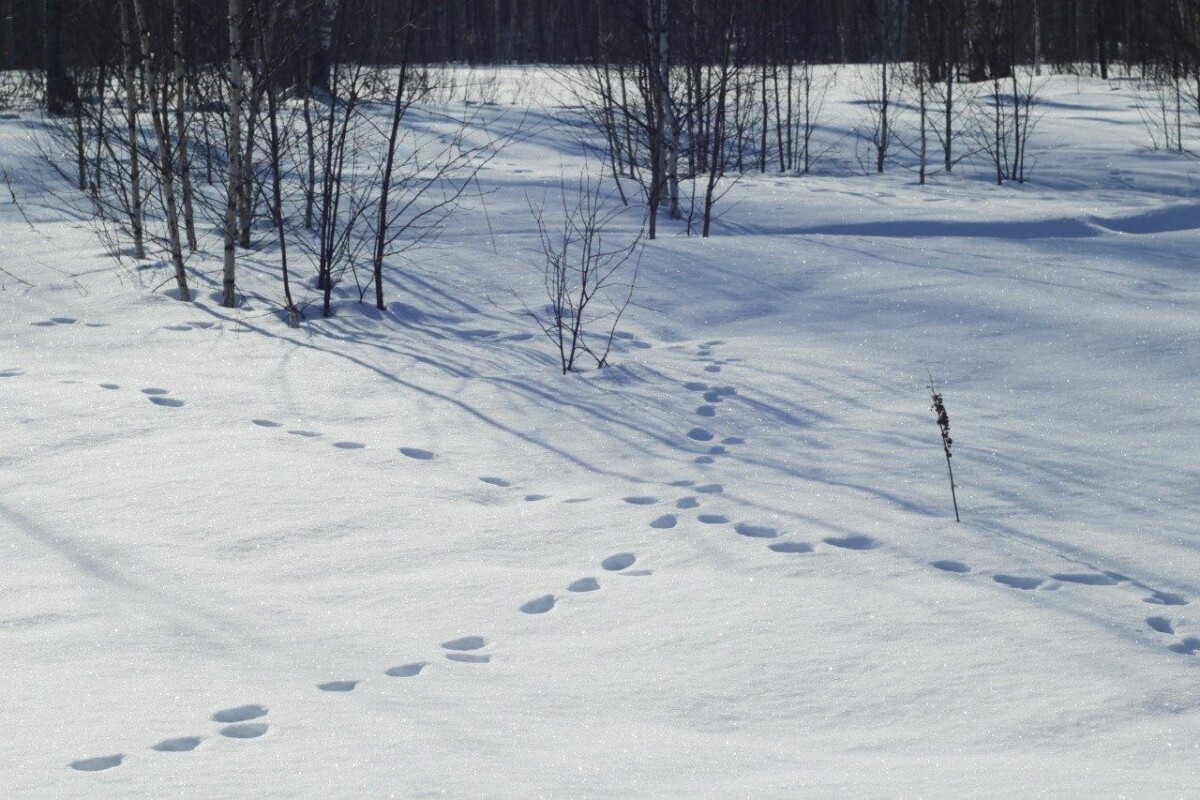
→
(10, 1, 1200, 77)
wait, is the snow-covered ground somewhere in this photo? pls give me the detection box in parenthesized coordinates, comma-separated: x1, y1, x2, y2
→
(2, 72, 1199, 797)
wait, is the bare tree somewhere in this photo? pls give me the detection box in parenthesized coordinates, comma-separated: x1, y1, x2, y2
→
(524, 170, 642, 374)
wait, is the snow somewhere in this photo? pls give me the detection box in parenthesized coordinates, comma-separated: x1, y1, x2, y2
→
(2, 71, 1199, 797)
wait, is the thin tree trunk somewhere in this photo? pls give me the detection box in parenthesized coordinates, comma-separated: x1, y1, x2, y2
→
(223, 0, 244, 307)
(133, 0, 191, 301)
(118, 0, 145, 259)
(173, 0, 197, 252)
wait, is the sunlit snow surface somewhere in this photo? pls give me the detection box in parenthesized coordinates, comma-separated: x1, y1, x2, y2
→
(2, 69, 1199, 796)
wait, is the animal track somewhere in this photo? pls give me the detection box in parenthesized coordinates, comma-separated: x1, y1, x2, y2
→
(0, 368, 24, 378)
(149, 397, 186, 408)
(684, 382, 708, 391)
(668, 480, 695, 487)
(524, 494, 549, 502)
(332, 441, 366, 450)
(823, 535, 878, 551)
(318, 680, 359, 692)
(152, 736, 203, 752)
(219, 723, 268, 739)
(1147, 617, 1175, 635)
(694, 456, 715, 464)
(212, 704, 267, 723)
(768, 541, 813, 554)
(702, 391, 721, 403)
(1052, 572, 1120, 586)
(687, 427, 714, 442)
(696, 405, 717, 417)
(932, 560, 971, 573)
(442, 635, 487, 651)
(722, 437, 744, 445)
(141, 388, 169, 395)
(251, 419, 281, 428)
(399, 447, 436, 460)
(650, 514, 678, 529)
(624, 496, 658, 505)
(479, 476, 511, 487)
(734, 523, 778, 538)
(385, 662, 427, 677)
(70, 754, 123, 771)
(520, 595, 556, 614)
(601, 553, 636, 571)
(1145, 590, 1188, 606)
(676, 497, 699, 509)
(704, 365, 721, 373)
(994, 575, 1044, 591)
(446, 653, 491, 664)
(1168, 638, 1200, 655)
(99, 383, 119, 390)
(287, 430, 322, 438)
(698, 514, 729, 525)
(568, 577, 600, 592)
(694, 484, 724, 494)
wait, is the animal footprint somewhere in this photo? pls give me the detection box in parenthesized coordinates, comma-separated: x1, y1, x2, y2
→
(687, 428, 714, 442)
(698, 514, 729, 525)
(650, 514, 678, 529)
(219, 723, 268, 739)
(332, 441, 366, 450)
(722, 437, 744, 445)
(684, 382, 708, 392)
(399, 447, 436, 460)
(668, 480, 695, 487)
(993, 575, 1044, 591)
(520, 595, 556, 614)
(1168, 638, 1200, 655)
(768, 541, 813, 554)
(1147, 617, 1175, 635)
(696, 405, 717, 417)
(823, 535, 878, 551)
(1145, 590, 1188, 606)
(442, 635, 486, 651)
(152, 736, 203, 753)
(676, 497, 699, 509)
(931, 560, 971, 573)
(0, 368, 24, 378)
(1171, 638, 1200, 657)
(317, 680, 359, 692)
(287, 430, 322, 438)
(704, 365, 721, 373)
(385, 662, 427, 677)
(70, 754, 123, 771)
(624, 496, 658, 505)
(212, 704, 267, 723)
(141, 388, 170, 395)
(734, 523, 778, 538)
(99, 383, 119, 390)
(694, 456, 715, 464)
(694, 484, 724, 494)
(601, 553, 636, 571)
(568, 577, 600, 592)
(479, 476, 511, 487)
(149, 397, 186, 408)
(251, 419, 281, 428)
(524, 494, 549, 502)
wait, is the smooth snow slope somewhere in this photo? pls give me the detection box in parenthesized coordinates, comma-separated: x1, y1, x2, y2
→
(2, 74, 1199, 798)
